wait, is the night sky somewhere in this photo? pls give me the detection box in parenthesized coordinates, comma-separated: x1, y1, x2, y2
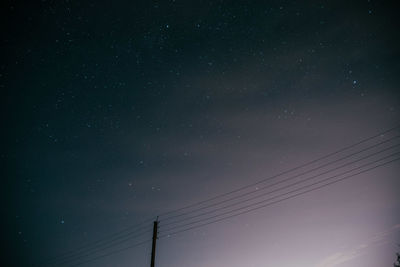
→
(2, 0, 400, 266)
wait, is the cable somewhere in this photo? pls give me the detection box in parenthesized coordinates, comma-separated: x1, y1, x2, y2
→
(45, 227, 153, 266)
(157, 125, 400, 219)
(160, 151, 400, 233)
(39, 217, 155, 266)
(50, 145, 400, 266)
(53, 152, 400, 266)
(160, 143, 400, 228)
(37, 125, 400, 266)
(160, 138, 400, 225)
(159, 155, 400, 238)
(67, 239, 152, 267)
(58, 130, 399, 263)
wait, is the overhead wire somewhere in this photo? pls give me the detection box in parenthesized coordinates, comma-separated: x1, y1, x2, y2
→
(159, 154, 400, 238)
(38, 217, 155, 266)
(159, 136, 400, 225)
(68, 239, 152, 267)
(47, 143, 400, 266)
(36, 125, 400, 266)
(45, 227, 153, 266)
(159, 149, 400, 234)
(159, 142, 400, 229)
(157, 125, 400, 219)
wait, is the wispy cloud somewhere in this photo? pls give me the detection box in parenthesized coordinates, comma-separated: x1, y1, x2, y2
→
(315, 224, 400, 267)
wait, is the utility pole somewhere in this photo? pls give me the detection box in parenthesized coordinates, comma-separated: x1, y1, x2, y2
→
(150, 218, 159, 267)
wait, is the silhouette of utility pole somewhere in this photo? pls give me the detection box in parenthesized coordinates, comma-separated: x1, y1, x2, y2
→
(150, 218, 159, 267)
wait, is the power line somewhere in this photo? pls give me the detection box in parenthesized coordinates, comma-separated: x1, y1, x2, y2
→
(157, 125, 399, 219)
(37, 125, 400, 266)
(39, 218, 155, 266)
(160, 143, 400, 228)
(159, 155, 400, 238)
(160, 151, 400, 234)
(47, 142, 400, 266)
(67, 239, 152, 267)
(160, 137, 400, 225)
(49, 152, 399, 266)
(45, 227, 153, 266)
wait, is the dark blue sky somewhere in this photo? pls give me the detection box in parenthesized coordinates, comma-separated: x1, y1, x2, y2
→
(2, 1, 400, 266)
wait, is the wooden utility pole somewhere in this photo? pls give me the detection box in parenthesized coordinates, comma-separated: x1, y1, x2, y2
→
(150, 218, 159, 267)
